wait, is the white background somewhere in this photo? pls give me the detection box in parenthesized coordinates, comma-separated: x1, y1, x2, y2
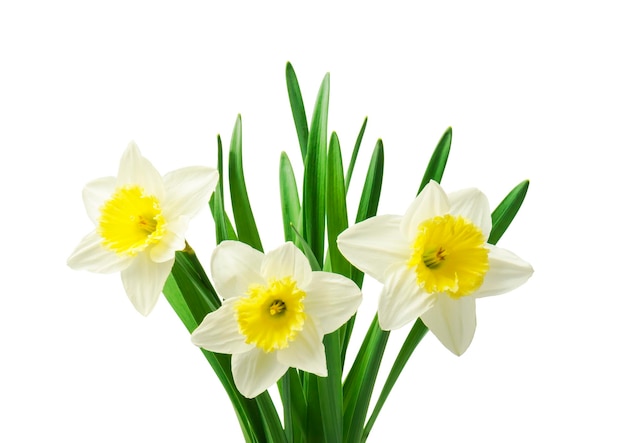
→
(1, 1, 625, 442)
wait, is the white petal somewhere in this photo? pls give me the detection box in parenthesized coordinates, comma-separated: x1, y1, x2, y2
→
(337, 215, 409, 283)
(400, 181, 450, 240)
(82, 176, 116, 225)
(232, 348, 288, 398)
(277, 320, 327, 376)
(211, 241, 265, 299)
(149, 216, 189, 263)
(448, 188, 492, 237)
(261, 242, 312, 286)
(421, 294, 476, 356)
(67, 230, 132, 273)
(191, 300, 253, 354)
(377, 262, 437, 330)
(474, 246, 534, 298)
(162, 166, 218, 218)
(303, 272, 361, 334)
(121, 253, 173, 316)
(116, 141, 165, 199)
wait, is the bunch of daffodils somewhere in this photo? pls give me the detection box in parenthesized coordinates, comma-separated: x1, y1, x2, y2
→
(68, 63, 533, 442)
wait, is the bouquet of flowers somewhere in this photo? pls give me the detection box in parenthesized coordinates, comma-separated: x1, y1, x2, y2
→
(68, 63, 533, 442)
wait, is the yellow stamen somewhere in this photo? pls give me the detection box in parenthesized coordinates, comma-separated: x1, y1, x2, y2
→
(98, 185, 165, 256)
(236, 277, 306, 352)
(407, 214, 489, 298)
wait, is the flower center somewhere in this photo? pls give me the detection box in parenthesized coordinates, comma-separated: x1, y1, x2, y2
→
(236, 277, 306, 353)
(407, 214, 489, 298)
(98, 185, 166, 256)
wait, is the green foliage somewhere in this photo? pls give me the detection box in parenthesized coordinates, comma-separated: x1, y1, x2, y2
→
(229, 115, 263, 252)
(418, 126, 452, 194)
(163, 63, 530, 442)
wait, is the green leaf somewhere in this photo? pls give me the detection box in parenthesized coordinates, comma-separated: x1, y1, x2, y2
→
(326, 132, 350, 278)
(169, 247, 221, 319)
(256, 393, 288, 443)
(488, 180, 529, 245)
(355, 139, 384, 224)
(302, 73, 330, 265)
(290, 224, 322, 272)
(418, 127, 452, 194)
(286, 62, 309, 163)
(210, 134, 238, 244)
(317, 330, 343, 442)
(278, 368, 307, 443)
(362, 319, 429, 441)
(305, 376, 324, 442)
(345, 116, 368, 191)
(279, 152, 301, 243)
(162, 250, 265, 443)
(343, 316, 389, 443)
(229, 114, 263, 252)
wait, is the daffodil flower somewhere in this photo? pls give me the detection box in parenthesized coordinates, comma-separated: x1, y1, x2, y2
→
(337, 180, 533, 355)
(191, 241, 362, 398)
(67, 141, 218, 315)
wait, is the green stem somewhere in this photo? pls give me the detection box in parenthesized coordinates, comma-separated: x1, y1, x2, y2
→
(362, 319, 429, 441)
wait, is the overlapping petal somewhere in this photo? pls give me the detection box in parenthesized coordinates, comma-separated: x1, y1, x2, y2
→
(162, 166, 219, 219)
(420, 295, 477, 356)
(149, 216, 189, 263)
(210, 241, 265, 299)
(400, 180, 449, 239)
(277, 321, 327, 376)
(337, 214, 408, 282)
(191, 300, 254, 354)
(261, 242, 312, 286)
(377, 262, 436, 330)
(67, 231, 132, 273)
(121, 253, 174, 316)
(232, 348, 289, 399)
(116, 141, 164, 198)
(303, 272, 362, 334)
(82, 177, 116, 224)
(474, 246, 534, 298)
(448, 187, 492, 237)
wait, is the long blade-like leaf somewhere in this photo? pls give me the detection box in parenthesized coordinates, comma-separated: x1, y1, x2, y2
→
(355, 139, 384, 224)
(343, 317, 389, 443)
(290, 224, 321, 272)
(279, 152, 301, 243)
(302, 73, 330, 264)
(228, 114, 263, 251)
(489, 180, 529, 245)
(210, 135, 238, 244)
(345, 116, 368, 191)
(418, 127, 452, 194)
(362, 319, 428, 440)
(326, 132, 350, 278)
(278, 368, 307, 443)
(162, 250, 265, 443)
(286, 62, 309, 162)
(317, 331, 343, 442)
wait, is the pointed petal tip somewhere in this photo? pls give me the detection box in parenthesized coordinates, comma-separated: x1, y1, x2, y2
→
(126, 139, 139, 151)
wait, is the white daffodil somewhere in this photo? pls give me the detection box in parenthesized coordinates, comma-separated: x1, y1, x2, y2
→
(67, 141, 218, 316)
(337, 180, 533, 356)
(191, 241, 362, 398)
